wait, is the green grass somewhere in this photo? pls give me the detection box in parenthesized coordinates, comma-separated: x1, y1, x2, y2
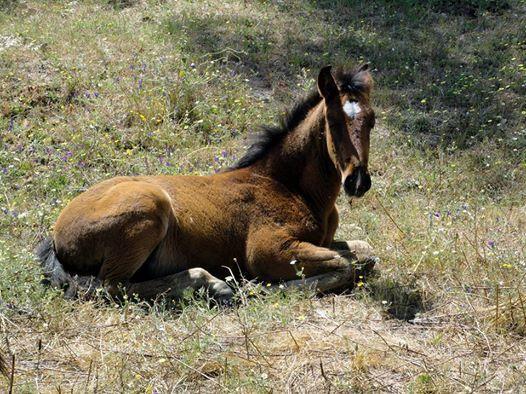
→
(1, 0, 525, 391)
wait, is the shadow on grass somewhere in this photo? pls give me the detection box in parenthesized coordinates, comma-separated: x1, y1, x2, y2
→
(0, 0, 19, 11)
(106, 0, 138, 10)
(313, 0, 511, 17)
(162, 0, 524, 150)
(367, 274, 425, 321)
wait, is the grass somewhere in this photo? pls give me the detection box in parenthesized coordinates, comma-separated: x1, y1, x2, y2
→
(1, 0, 525, 391)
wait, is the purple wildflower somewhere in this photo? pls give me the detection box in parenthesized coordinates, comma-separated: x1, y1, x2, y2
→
(138, 78, 143, 89)
(487, 240, 496, 248)
(62, 151, 73, 161)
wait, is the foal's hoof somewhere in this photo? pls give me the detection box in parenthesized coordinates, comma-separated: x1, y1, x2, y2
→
(209, 281, 234, 307)
(355, 256, 379, 274)
(345, 240, 375, 262)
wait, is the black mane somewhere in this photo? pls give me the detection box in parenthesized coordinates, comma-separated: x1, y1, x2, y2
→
(230, 67, 369, 170)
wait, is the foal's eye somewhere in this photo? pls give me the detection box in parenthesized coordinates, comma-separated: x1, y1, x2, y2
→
(343, 100, 361, 120)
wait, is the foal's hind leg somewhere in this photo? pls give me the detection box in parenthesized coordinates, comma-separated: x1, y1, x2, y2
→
(125, 268, 233, 303)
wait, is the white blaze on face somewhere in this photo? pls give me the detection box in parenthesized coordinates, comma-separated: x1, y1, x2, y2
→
(343, 100, 361, 120)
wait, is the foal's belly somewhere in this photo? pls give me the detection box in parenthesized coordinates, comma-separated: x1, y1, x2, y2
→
(144, 196, 250, 280)
(140, 226, 247, 281)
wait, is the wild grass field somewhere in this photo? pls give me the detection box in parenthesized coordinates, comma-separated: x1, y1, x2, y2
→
(0, 0, 525, 392)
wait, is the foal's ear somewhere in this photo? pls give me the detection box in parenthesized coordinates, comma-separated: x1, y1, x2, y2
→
(354, 63, 373, 97)
(317, 65, 339, 101)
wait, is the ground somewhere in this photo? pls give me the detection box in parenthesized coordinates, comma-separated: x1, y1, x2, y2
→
(0, 0, 525, 392)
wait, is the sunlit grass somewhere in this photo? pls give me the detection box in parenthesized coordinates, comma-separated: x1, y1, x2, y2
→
(0, 0, 525, 391)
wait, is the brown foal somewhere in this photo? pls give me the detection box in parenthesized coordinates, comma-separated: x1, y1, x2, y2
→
(36, 65, 376, 303)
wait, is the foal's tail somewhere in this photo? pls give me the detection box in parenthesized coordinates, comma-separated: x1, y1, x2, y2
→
(35, 237, 102, 299)
(35, 237, 75, 297)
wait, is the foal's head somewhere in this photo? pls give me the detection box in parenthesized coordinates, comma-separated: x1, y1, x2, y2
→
(317, 65, 375, 198)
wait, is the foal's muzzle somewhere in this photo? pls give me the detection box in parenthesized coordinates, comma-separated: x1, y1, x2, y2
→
(343, 166, 371, 198)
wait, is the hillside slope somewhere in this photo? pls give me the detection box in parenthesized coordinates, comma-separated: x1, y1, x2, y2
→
(0, 0, 525, 391)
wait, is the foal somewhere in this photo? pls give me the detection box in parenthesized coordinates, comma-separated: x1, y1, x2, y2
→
(37, 65, 376, 302)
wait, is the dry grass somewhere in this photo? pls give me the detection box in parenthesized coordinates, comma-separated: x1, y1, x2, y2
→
(2, 289, 525, 392)
(0, 348, 7, 378)
(1, 0, 525, 392)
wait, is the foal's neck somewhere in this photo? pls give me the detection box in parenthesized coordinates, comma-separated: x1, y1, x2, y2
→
(252, 102, 341, 216)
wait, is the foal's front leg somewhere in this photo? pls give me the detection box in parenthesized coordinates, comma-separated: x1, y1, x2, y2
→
(330, 240, 376, 264)
(278, 240, 377, 292)
(246, 229, 376, 293)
